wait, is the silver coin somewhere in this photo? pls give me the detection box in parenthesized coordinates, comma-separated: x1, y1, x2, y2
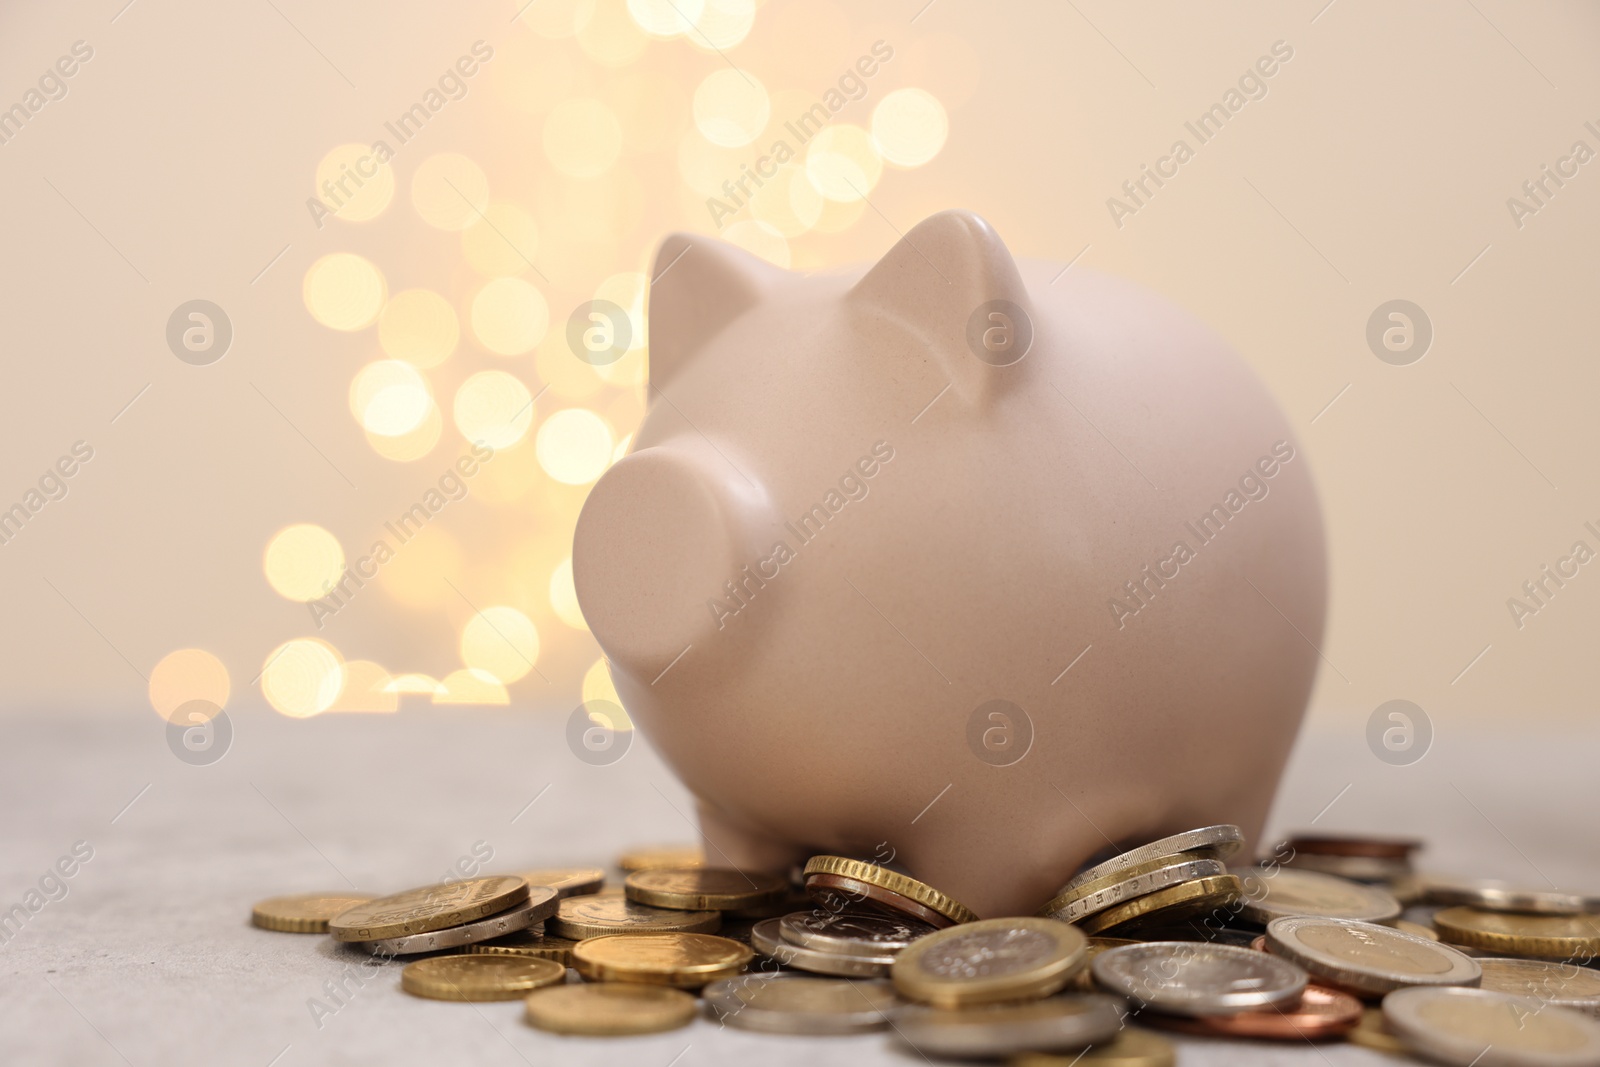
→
(892, 995, 1126, 1057)
(750, 917, 894, 977)
(1043, 857, 1229, 923)
(357, 888, 558, 955)
(1091, 941, 1306, 1017)
(1422, 877, 1599, 916)
(703, 974, 898, 1034)
(779, 909, 935, 956)
(1267, 916, 1481, 995)
(1383, 986, 1600, 1067)
(1058, 825, 1244, 894)
(1235, 866, 1403, 924)
(1475, 958, 1600, 1017)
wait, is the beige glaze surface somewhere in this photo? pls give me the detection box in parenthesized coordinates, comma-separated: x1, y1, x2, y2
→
(573, 211, 1327, 918)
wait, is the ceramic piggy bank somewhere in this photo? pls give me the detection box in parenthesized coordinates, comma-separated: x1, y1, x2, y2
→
(573, 210, 1326, 918)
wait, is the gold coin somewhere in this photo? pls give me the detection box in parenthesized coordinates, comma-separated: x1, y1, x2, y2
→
(1434, 907, 1600, 959)
(550, 893, 720, 939)
(1476, 957, 1600, 1015)
(618, 846, 704, 872)
(625, 866, 788, 911)
(1081, 875, 1242, 935)
(803, 856, 978, 926)
(513, 867, 605, 898)
(250, 892, 375, 934)
(571, 932, 753, 988)
(400, 954, 564, 1001)
(1393, 919, 1439, 941)
(1384, 985, 1600, 1064)
(1346, 1007, 1409, 1055)
(329, 876, 529, 942)
(892, 917, 1088, 1008)
(1012, 1027, 1176, 1066)
(466, 930, 580, 965)
(524, 983, 698, 1036)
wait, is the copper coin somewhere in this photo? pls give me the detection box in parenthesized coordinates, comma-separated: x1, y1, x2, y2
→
(803, 873, 957, 929)
(1281, 835, 1420, 860)
(1250, 935, 1269, 953)
(1145, 985, 1362, 1040)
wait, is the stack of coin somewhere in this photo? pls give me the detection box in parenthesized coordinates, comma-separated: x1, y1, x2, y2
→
(802, 855, 978, 928)
(750, 907, 936, 977)
(1039, 825, 1246, 935)
(328, 876, 561, 959)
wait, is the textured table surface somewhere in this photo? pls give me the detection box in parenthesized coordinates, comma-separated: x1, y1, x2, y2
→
(4, 706, 1593, 1067)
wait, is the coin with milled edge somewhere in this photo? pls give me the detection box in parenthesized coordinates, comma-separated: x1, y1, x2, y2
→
(1475, 958, 1600, 1016)
(893, 994, 1125, 1058)
(1081, 875, 1243, 936)
(251, 892, 376, 933)
(572, 932, 752, 988)
(1423, 878, 1598, 916)
(1383, 985, 1600, 1067)
(550, 892, 720, 939)
(1144, 984, 1362, 1039)
(1058, 826, 1244, 895)
(1042, 857, 1229, 924)
(1434, 909, 1600, 960)
(618, 846, 704, 872)
(524, 983, 698, 1035)
(779, 909, 934, 956)
(1092, 941, 1307, 1016)
(1267, 916, 1481, 995)
(359, 888, 559, 955)
(466, 929, 579, 965)
(751, 917, 895, 976)
(803, 856, 978, 927)
(704, 974, 898, 1034)
(1014, 1028, 1176, 1066)
(400, 953, 564, 1001)
(330, 876, 530, 942)
(625, 866, 787, 911)
(1235, 866, 1402, 924)
(513, 866, 605, 898)
(892, 917, 1088, 1008)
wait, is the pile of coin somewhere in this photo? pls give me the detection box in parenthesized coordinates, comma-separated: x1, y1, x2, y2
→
(249, 828, 1600, 1064)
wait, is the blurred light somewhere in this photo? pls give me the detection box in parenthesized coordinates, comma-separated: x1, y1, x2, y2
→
(689, 0, 754, 50)
(148, 648, 230, 723)
(412, 153, 490, 230)
(723, 219, 790, 267)
(314, 143, 394, 223)
(264, 524, 345, 603)
(455, 370, 536, 449)
(471, 277, 550, 356)
(534, 339, 606, 402)
(749, 163, 822, 238)
(261, 638, 344, 718)
(385, 673, 444, 694)
(460, 606, 540, 683)
(536, 408, 614, 485)
(518, 0, 593, 38)
(872, 89, 949, 167)
(627, 0, 702, 37)
(379, 527, 461, 609)
(435, 668, 511, 705)
(812, 195, 866, 233)
(378, 289, 458, 368)
(544, 98, 623, 178)
(693, 69, 769, 148)
(326, 660, 397, 713)
(351, 360, 433, 437)
(549, 558, 587, 629)
(303, 253, 386, 331)
(577, 0, 648, 67)
(582, 657, 633, 729)
(461, 202, 541, 277)
(367, 403, 442, 462)
(804, 124, 882, 201)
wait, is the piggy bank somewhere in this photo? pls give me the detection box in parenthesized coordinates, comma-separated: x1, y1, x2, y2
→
(573, 210, 1326, 918)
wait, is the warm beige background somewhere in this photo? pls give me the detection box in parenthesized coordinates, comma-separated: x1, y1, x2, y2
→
(1, 0, 1596, 732)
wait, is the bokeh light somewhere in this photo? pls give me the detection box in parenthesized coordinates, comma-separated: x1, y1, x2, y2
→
(378, 289, 459, 368)
(461, 202, 541, 277)
(386, 673, 444, 695)
(688, 0, 754, 50)
(261, 638, 344, 718)
(518, 0, 592, 38)
(471, 277, 550, 356)
(314, 143, 394, 223)
(411, 152, 490, 230)
(460, 606, 541, 684)
(582, 657, 633, 729)
(872, 89, 949, 167)
(454, 370, 536, 449)
(804, 124, 883, 201)
(577, 1, 648, 67)
(263, 524, 345, 603)
(366, 403, 442, 462)
(627, 0, 702, 37)
(148, 648, 230, 724)
(326, 660, 397, 713)
(350, 360, 433, 437)
(693, 69, 769, 148)
(536, 408, 614, 485)
(549, 558, 587, 629)
(435, 668, 511, 705)
(544, 98, 623, 177)
(303, 253, 386, 331)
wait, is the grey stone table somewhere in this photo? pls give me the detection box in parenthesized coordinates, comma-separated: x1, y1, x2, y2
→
(3, 705, 1594, 1066)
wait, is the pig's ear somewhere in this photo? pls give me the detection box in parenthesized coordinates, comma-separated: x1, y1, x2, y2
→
(572, 446, 742, 682)
(647, 233, 784, 390)
(847, 210, 1033, 401)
